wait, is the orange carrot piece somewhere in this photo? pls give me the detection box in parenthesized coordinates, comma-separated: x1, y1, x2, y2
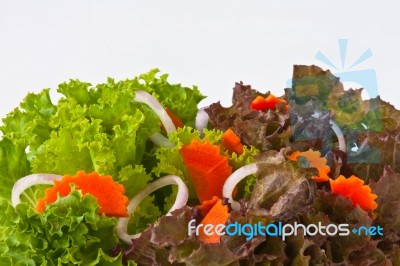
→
(287, 150, 330, 182)
(196, 196, 219, 217)
(180, 140, 232, 203)
(36, 171, 129, 217)
(330, 175, 378, 212)
(222, 129, 244, 155)
(198, 198, 230, 244)
(250, 94, 288, 111)
(166, 108, 184, 128)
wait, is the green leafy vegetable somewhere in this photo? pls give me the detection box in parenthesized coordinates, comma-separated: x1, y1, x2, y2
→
(2, 66, 400, 265)
(0, 69, 203, 265)
(0, 139, 30, 202)
(249, 151, 316, 221)
(0, 188, 126, 265)
(1, 69, 204, 192)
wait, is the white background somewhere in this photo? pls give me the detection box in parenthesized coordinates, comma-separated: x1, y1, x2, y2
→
(1, 1, 400, 119)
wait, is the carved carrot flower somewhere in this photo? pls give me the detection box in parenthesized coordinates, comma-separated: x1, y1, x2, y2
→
(36, 171, 129, 217)
(287, 149, 330, 182)
(180, 140, 232, 203)
(329, 175, 378, 212)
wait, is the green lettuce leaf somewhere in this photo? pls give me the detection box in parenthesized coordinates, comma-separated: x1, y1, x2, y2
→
(0, 138, 30, 201)
(0, 69, 204, 199)
(1, 89, 56, 148)
(135, 70, 205, 126)
(0, 70, 204, 242)
(0, 70, 203, 265)
(0, 188, 127, 265)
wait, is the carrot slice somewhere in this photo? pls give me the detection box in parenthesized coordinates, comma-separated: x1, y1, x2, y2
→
(165, 108, 184, 128)
(180, 140, 232, 203)
(330, 175, 378, 212)
(198, 198, 230, 244)
(287, 150, 330, 182)
(222, 129, 244, 155)
(36, 171, 129, 217)
(197, 196, 219, 217)
(250, 94, 288, 111)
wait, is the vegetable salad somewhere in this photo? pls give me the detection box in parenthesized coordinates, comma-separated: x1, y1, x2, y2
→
(1, 66, 399, 265)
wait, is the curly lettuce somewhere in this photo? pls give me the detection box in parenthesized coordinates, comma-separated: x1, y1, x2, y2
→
(0, 188, 132, 265)
(0, 70, 203, 265)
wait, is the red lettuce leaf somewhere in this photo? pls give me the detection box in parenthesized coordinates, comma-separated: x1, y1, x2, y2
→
(248, 151, 316, 221)
(312, 190, 374, 263)
(205, 82, 289, 152)
(371, 166, 400, 246)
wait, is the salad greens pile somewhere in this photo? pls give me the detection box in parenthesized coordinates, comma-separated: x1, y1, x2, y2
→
(1, 65, 400, 265)
(0, 70, 204, 265)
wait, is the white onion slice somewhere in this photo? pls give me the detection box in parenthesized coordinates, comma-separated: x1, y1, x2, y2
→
(134, 91, 176, 134)
(11, 174, 62, 207)
(329, 119, 346, 152)
(117, 175, 189, 244)
(149, 132, 175, 148)
(195, 107, 209, 136)
(223, 163, 257, 211)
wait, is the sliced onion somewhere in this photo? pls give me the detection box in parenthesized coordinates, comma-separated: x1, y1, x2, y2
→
(134, 91, 176, 134)
(149, 132, 175, 148)
(223, 163, 257, 211)
(11, 174, 62, 207)
(195, 107, 209, 136)
(329, 119, 346, 152)
(117, 175, 188, 244)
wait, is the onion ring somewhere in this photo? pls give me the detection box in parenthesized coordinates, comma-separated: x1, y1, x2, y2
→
(195, 107, 209, 137)
(222, 163, 257, 211)
(117, 175, 188, 244)
(134, 91, 176, 134)
(11, 174, 62, 207)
